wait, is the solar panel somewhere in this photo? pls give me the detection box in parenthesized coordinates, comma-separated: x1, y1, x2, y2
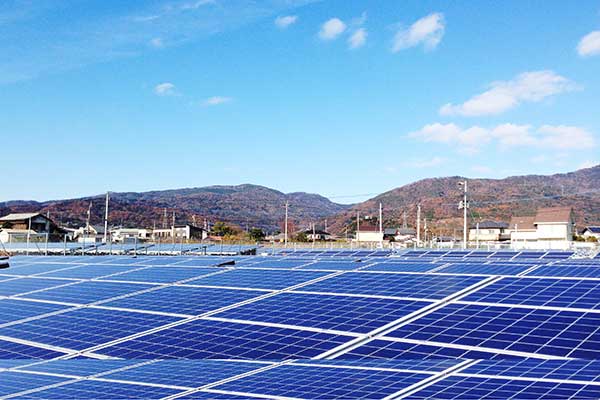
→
(0, 339, 68, 359)
(213, 364, 431, 399)
(526, 265, 600, 278)
(20, 379, 183, 399)
(188, 269, 329, 290)
(294, 358, 463, 372)
(462, 359, 600, 382)
(436, 263, 533, 276)
(21, 281, 155, 304)
(214, 292, 432, 333)
(0, 298, 70, 325)
(385, 303, 600, 358)
(0, 371, 69, 397)
(405, 375, 600, 400)
(103, 286, 265, 315)
(99, 266, 220, 284)
(461, 277, 600, 309)
(96, 319, 354, 359)
(19, 359, 143, 376)
(39, 264, 141, 279)
(0, 277, 70, 296)
(296, 261, 365, 271)
(299, 272, 486, 299)
(241, 259, 309, 269)
(0, 308, 181, 351)
(0, 262, 82, 276)
(363, 262, 440, 273)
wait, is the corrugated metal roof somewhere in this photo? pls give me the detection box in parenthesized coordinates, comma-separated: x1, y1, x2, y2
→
(0, 212, 41, 221)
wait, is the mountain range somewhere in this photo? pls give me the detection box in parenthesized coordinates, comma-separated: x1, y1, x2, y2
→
(1, 165, 599, 234)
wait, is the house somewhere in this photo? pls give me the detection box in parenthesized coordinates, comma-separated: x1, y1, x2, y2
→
(0, 213, 63, 242)
(300, 229, 332, 241)
(74, 224, 106, 243)
(355, 225, 383, 242)
(152, 225, 208, 241)
(469, 220, 509, 242)
(582, 226, 600, 240)
(507, 216, 538, 243)
(110, 228, 150, 243)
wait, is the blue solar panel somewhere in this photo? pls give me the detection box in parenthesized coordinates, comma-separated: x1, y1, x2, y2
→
(188, 269, 328, 290)
(22, 379, 183, 399)
(0, 298, 70, 325)
(243, 259, 309, 269)
(215, 292, 432, 333)
(462, 277, 600, 309)
(527, 265, 600, 278)
(214, 364, 431, 399)
(385, 303, 600, 358)
(437, 263, 533, 276)
(19, 359, 143, 376)
(462, 359, 600, 382)
(104, 286, 264, 315)
(0, 371, 69, 397)
(40, 264, 140, 279)
(0, 277, 70, 296)
(297, 261, 365, 271)
(22, 281, 155, 304)
(299, 272, 486, 299)
(97, 319, 354, 359)
(104, 360, 266, 387)
(363, 262, 440, 273)
(405, 375, 600, 400)
(99, 266, 219, 283)
(0, 339, 67, 359)
(174, 258, 236, 267)
(339, 338, 517, 360)
(0, 308, 181, 351)
(292, 359, 463, 372)
(1, 263, 81, 276)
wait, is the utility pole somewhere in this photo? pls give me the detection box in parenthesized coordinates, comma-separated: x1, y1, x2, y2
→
(458, 180, 469, 249)
(379, 202, 383, 246)
(402, 210, 407, 229)
(104, 192, 109, 243)
(356, 211, 360, 242)
(172, 210, 176, 245)
(284, 201, 289, 247)
(424, 218, 428, 246)
(416, 204, 421, 247)
(324, 219, 328, 233)
(86, 202, 92, 234)
(163, 208, 167, 229)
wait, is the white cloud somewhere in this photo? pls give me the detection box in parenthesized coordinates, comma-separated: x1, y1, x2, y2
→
(203, 96, 232, 106)
(440, 70, 578, 117)
(180, 0, 215, 11)
(319, 18, 346, 40)
(275, 15, 297, 29)
(348, 28, 367, 49)
(577, 31, 600, 57)
(149, 37, 164, 48)
(154, 82, 176, 96)
(409, 123, 596, 153)
(392, 13, 445, 52)
(351, 12, 367, 26)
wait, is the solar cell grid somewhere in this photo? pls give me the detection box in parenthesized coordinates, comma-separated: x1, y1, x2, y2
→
(214, 292, 432, 333)
(0, 277, 70, 297)
(188, 269, 329, 290)
(385, 303, 600, 358)
(213, 364, 431, 400)
(526, 265, 600, 278)
(103, 286, 265, 315)
(461, 277, 600, 309)
(241, 259, 309, 269)
(0, 299, 70, 325)
(405, 375, 600, 400)
(296, 261, 365, 271)
(18, 379, 183, 399)
(103, 360, 267, 388)
(97, 319, 354, 359)
(1, 263, 81, 276)
(21, 281, 155, 304)
(436, 263, 533, 276)
(19, 359, 143, 377)
(0, 339, 67, 359)
(0, 371, 68, 397)
(363, 262, 440, 273)
(298, 272, 486, 299)
(39, 264, 141, 279)
(99, 266, 219, 284)
(0, 307, 181, 351)
(293, 359, 463, 372)
(462, 359, 600, 382)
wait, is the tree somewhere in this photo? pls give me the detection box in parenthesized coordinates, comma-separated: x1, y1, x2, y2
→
(212, 221, 234, 237)
(248, 228, 265, 242)
(295, 232, 309, 242)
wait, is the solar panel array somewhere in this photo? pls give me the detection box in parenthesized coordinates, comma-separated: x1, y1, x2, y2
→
(0, 249, 599, 399)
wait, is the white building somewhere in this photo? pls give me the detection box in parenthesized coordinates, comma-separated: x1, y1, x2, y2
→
(509, 207, 575, 249)
(152, 225, 208, 241)
(110, 228, 150, 243)
(469, 221, 509, 242)
(355, 225, 383, 242)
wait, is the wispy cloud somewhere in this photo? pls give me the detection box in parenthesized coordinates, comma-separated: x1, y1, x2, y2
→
(439, 71, 578, 117)
(275, 15, 297, 28)
(409, 122, 596, 153)
(149, 38, 165, 48)
(319, 18, 346, 40)
(392, 13, 445, 52)
(203, 96, 233, 106)
(577, 31, 600, 57)
(154, 82, 177, 96)
(348, 28, 367, 49)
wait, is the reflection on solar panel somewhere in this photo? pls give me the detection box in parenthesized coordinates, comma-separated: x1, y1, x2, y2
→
(461, 277, 600, 309)
(99, 266, 219, 283)
(527, 265, 600, 278)
(0, 298, 70, 325)
(363, 262, 440, 273)
(0, 277, 70, 296)
(462, 359, 600, 382)
(214, 292, 431, 333)
(386, 303, 600, 358)
(437, 263, 533, 276)
(188, 269, 329, 290)
(20, 379, 182, 399)
(0, 339, 67, 359)
(97, 319, 354, 359)
(0, 371, 68, 397)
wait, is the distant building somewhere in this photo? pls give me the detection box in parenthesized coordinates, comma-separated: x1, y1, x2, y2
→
(509, 207, 575, 248)
(355, 225, 383, 242)
(74, 224, 106, 243)
(300, 229, 332, 241)
(0, 213, 63, 242)
(152, 225, 208, 241)
(581, 226, 600, 240)
(469, 220, 509, 242)
(111, 228, 150, 243)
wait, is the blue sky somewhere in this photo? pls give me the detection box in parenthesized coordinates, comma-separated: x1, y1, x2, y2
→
(2, 0, 600, 203)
